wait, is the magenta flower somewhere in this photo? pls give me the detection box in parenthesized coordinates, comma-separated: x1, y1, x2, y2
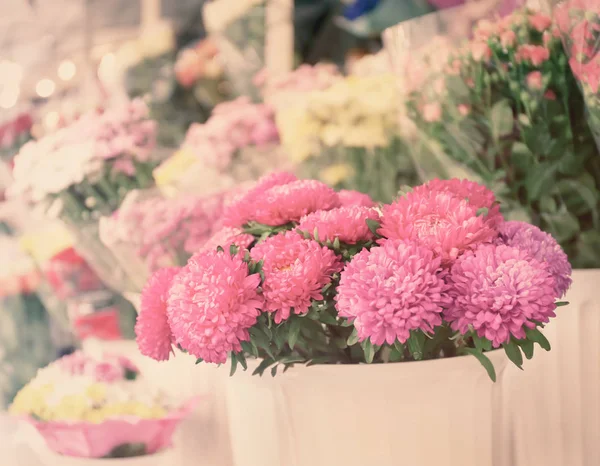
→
(335, 240, 451, 346)
(298, 206, 380, 244)
(202, 227, 254, 253)
(250, 231, 342, 323)
(252, 179, 341, 226)
(498, 221, 572, 297)
(135, 267, 180, 361)
(223, 172, 297, 227)
(338, 189, 375, 207)
(445, 244, 557, 347)
(167, 250, 263, 364)
(379, 189, 498, 264)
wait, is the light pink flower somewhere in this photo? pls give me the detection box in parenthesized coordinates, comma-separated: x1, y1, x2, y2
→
(338, 190, 375, 207)
(336, 240, 451, 345)
(379, 188, 498, 265)
(298, 206, 380, 245)
(516, 45, 550, 67)
(136, 267, 181, 361)
(544, 90, 557, 100)
(223, 172, 297, 227)
(252, 179, 341, 226)
(202, 226, 254, 253)
(526, 71, 544, 90)
(498, 221, 572, 298)
(422, 103, 442, 123)
(529, 13, 552, 32)
(471, 42, 492, 62)
(458, 104, 471, 116)
(445, 244, 557, 347)
(167, 250, 263, 364)
(250, 231, 342, 323)
(500, 30, 517, 48)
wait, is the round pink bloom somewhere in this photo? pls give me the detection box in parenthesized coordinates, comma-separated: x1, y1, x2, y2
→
(335, 240, 451, 346)
(202, 227, 254, 253)
(500, 30, 517, 48)
(338, 190, 375, 207)
(422, 102, 442, 122)
(298, 206, 380, 244)
(526, 71, 543, 90)
(445, 244, 557, 348)
(135, 267, 180, 361)
(458, 104, 471, 116)
(411, 178, 503, 229)
(223, 172, 297, 227)
(498, 221, 572, 298)
(529, 13, 552, 32)
(167, 250, 263, 364)
(516, 45, 550, 67)
(471, 42, 492, 62)
(252, 179, 341, 226)
(250, 231, 342, 323)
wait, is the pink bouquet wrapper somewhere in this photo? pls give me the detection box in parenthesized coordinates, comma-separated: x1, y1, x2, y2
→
(25, 398, 199, 458)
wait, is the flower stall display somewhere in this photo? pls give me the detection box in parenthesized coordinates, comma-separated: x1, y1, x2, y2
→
(277, 74, 418, 202)
(135, 173, 571, 466)
(9, 351, 197, 461)
(8, 99, 160, 292)
(158, 97, 287, 195)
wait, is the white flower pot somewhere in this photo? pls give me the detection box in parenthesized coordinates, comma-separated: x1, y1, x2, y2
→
(226, 352, 509, 466)
(503, 269, 600, 466)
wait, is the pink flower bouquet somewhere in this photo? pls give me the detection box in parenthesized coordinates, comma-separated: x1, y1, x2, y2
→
(135, 173, 571, 381)
(10, 351, 197, 458)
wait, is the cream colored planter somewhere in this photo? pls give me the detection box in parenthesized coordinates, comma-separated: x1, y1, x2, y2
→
(226, 352, 508, 466)
(503, 269, 600, 466)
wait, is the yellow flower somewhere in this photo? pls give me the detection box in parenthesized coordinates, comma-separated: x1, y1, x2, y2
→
(153, 149, 198, 188)
(320, 164, 355, 186)
(10, 384, 53, 419)
(51, 395, 88, 421)
(86, 384, 107, 403)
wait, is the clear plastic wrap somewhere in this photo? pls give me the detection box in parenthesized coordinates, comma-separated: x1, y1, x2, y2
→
(384, 5, 600, 268)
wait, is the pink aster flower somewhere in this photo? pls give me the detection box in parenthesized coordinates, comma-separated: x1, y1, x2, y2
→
(422, 102, 442, 122)
(335, 240, 451, 346)
(252, 179, 341, 226)
(498, 221, 572, 298)
(529, 13, 552, 32)
(202, 227, 254, 253)
(298, 206, 380, 244)
(135, 267, 180, 361)
(445, 244, 557, 347)
(223, 172, 297, 227)
(515, 45, 550, 67)
(526, 71, 544, 90)
(167, 250, 263, 364)
(411, 178, 503, 229)
(338, 190, 375, 207)
(250, 231, 342, 323)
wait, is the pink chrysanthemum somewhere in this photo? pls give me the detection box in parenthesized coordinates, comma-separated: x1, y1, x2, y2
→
(252, 179, 341, 226)
(335, 240, 451, 346)
(223, 172, 297, 227)
(338, 190, 375, 208)
(250, 231, 342, 323)
(445, 244, 557, 348)
(202, 227, 254, 253)
(298, 206, 380, 244)
(135, 267, 180, 361)
(167, 250, 263, 364)
(379, 189, 498, 264)
(498, 221, 572, 298)
(412, 178, 503, 228)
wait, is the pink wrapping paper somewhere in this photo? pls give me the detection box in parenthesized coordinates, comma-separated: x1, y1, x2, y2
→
(26, 398, 199, 458)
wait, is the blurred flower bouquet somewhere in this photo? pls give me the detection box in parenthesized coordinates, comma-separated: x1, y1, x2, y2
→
(157, 97, 286, 195)
(10, 351, 196, 459)
(277, 74, 417, 202)
(400, 7, 600, 268)
(552, 0, 600, 148)
(0, 113, 33, 164)
(135, 173, 571, 381)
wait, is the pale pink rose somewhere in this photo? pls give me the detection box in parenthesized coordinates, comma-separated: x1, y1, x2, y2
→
(529, 13, 552, 32)
(471, 42, 492, 62)
(423, 103, 442, 123)
(526, 71, 543, 90)
(458, 104, 471, 116)
(500, 30, 516, 48)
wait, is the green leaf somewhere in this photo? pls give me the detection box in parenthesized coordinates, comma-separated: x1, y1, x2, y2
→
(365, 219, 381, 236)
(240, 341, 259, 357)
(252, 358, 275, 376)
(333, 237, 341, 250)
(216, 246, 224, 253)
(526, 328, 551, 351)
(362, 339, 375, 364)
(271, 365, 278, 377)
(229, 244, 239, 256)
(555, 301, 569, 307)
(407, 331, 426, 360)
(518, 339, 535, 360)
(503, 341, 524, 369)
(541, 206, 580, 243)
(237, 351, 247, 370)
(472, 333, 492, 352)
(124, 368, 138, 381)
(525, 161, 560, 202)
(195, 358, 204, 365)
(230, 354, 238, 376)
(347, 328, 359, 346)
(288, 319, 301, 350)
(510, 142, 535, 174)
(490, 99, 514, 140)
(462, 348, 497, 382)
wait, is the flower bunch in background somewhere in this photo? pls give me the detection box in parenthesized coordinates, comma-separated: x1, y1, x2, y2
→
(135, 173, 571, 381)
(552, 0, 600, 148)
(0, 113, 33, 164)
(277, 74, 417, 202)
(403, 7, 600, 268)
(10, 351, 195, 458)
(9, 99, 158, 223)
